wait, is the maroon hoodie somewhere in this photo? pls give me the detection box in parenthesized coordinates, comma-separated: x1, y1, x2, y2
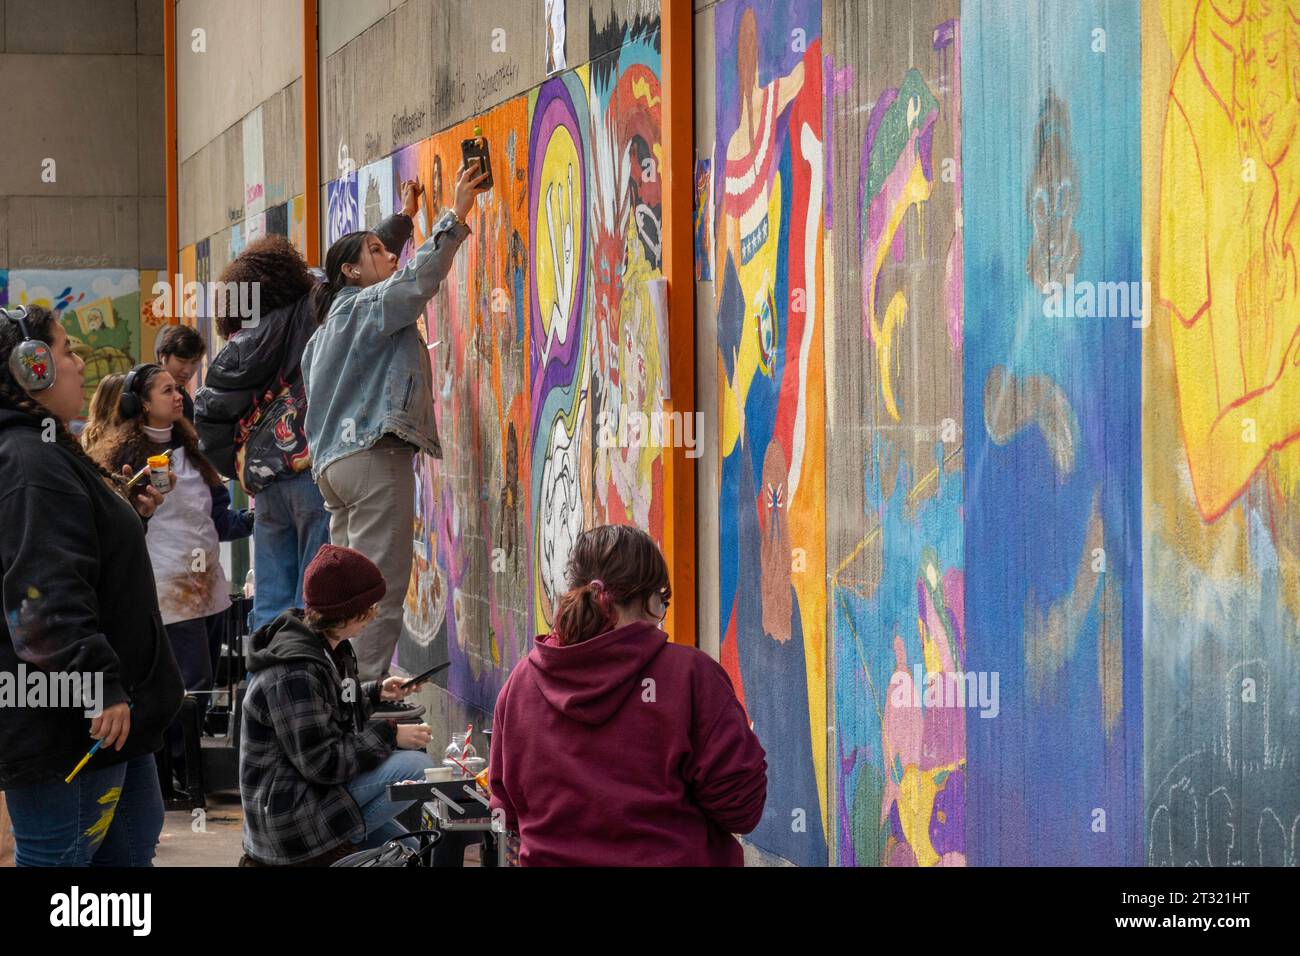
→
(488, 620, 767, 866)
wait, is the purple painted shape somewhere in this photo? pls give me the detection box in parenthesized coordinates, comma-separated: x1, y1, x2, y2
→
(822, 57, 854, 230)
(527, 76, 588, 430)
(929, 766, 965, 858)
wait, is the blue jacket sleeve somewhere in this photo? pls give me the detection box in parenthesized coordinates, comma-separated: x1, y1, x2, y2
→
(365, 210, 470, 337)
(210, 482, 254, 541)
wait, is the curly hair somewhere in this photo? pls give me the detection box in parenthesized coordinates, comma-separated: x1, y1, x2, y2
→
(0, 306, 126, 492)
(216, 234, 316, 337)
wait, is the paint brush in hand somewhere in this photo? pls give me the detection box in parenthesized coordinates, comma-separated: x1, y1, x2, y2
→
(65, 702, 134, 784)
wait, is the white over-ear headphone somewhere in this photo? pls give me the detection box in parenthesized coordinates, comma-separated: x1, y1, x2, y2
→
(2, 306, 56, 393)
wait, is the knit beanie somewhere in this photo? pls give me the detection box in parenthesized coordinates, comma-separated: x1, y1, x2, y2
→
(303, 544, 386, 621)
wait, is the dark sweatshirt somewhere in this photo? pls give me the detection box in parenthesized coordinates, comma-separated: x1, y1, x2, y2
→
(0, 406, 184, 788)
(488, 620, 768, 866)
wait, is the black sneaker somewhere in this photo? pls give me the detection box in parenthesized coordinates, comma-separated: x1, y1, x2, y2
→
(369, 701, 426, 723)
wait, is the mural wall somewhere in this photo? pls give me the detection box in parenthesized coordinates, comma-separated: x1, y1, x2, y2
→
(159, 0, 1298, 867)
(963, 0, 1144, 865)
(0, 269, 145, 428)
(282, 13, 672, 713)
(403, 101, 533, 716)
(827, 0, 966, 868)
(712, 0, 828, 868)
(1142, 0, 1300, 867)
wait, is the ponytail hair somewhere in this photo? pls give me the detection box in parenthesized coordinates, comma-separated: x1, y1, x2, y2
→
(0, 306, 126, 493)
(313, 230, 372, 327)
(552, 524, 671, 646)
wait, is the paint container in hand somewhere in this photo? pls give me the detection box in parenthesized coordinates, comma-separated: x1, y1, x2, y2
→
(148, 454, 172, 493)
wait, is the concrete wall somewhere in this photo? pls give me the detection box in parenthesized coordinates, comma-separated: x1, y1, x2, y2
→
(174, 0, 303, 276)
(0, 0, 163, 270)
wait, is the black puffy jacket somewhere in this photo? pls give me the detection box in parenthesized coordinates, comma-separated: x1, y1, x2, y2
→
(195, 293, 317, 493)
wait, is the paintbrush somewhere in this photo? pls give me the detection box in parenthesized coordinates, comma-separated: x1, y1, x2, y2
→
(65, 702, 134, 783)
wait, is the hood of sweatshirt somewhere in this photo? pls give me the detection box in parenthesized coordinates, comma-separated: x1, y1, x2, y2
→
(246, 608, 333, 673)
(0, 405, 42, 434)
(525, 620, 669, 726)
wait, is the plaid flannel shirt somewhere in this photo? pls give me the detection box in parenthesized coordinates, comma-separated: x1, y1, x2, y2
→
(239, 634, 396, 865)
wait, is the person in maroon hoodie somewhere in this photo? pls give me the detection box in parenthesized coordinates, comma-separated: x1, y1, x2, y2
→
(488, 524, 767, 866)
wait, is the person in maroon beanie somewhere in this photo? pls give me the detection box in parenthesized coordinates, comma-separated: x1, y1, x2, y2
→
(488, 524, 768, 866)
(237, 544, 434, 866)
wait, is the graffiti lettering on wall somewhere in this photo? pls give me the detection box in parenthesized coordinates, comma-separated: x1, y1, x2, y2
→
(713, 0, 827, 867)
(1143, 0, 1300, 867)
(964, 0, 1142, 865)
(0, 270, 143, 428)
(829, 0, 965, 868)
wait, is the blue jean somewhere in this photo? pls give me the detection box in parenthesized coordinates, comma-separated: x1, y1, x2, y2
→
(5, 755, 165, 866)
(251, 470, 330, 630)
(345, 749, 434, 849)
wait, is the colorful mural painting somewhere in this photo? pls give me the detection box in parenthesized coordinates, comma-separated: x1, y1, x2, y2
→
(400, 101, 533, 716)
(359, 156, 395, 232)
(2, 269, 143, 427)
(1143, 0, 1300, 867)
(527, 17, 670, 635)
(153, 0, 1300, 869)
(585, 16, 666, 569)
(326, 167, 359, 246)
(963, 0, 1143, 865)
(827, 0, 966, 868)
(528, 67, 591, 634)
(713, 0, 827, 867)
(289, 194, 308, 257)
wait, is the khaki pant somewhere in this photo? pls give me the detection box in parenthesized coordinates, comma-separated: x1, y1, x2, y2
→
(316, 435, 415, 682)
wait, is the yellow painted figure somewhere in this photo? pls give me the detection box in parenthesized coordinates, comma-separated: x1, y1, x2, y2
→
(1158, 0, 1300, 523)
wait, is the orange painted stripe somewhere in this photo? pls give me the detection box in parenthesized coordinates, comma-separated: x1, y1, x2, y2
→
(303, 0, 321, 266)
(661, 0, 696, 647)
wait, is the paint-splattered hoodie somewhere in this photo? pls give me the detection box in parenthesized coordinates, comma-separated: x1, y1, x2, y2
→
(0, 405, 184, 788)
(489, 620, 767, 866)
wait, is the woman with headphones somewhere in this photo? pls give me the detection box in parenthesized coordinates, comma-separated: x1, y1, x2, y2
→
(84, 360, 251, 790)
(0, 305, 184, 866)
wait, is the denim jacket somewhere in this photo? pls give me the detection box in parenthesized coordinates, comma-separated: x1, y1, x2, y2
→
(301, 209, 469, 477)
